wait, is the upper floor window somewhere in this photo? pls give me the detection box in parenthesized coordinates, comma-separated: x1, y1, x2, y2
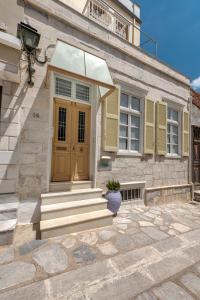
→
(119, 93, 142, 152)
(167, 107, 179, 155)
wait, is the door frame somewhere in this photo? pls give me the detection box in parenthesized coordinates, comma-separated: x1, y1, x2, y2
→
(46, 72, 98, 190)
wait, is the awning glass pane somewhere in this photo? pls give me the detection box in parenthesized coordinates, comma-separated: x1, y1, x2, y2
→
(85, 52, 113, 85)
(51, 41, 85, 76)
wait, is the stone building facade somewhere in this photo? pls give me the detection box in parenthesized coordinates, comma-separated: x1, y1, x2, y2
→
(0, 0, 191, 242)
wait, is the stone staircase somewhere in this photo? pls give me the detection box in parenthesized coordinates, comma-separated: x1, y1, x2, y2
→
(40, 182, 113, 239)
(0, 194, 18, 245)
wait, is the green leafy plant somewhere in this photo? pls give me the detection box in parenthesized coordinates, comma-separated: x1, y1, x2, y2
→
(106, 180, 120, 191)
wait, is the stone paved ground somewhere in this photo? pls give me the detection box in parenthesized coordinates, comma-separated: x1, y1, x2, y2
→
(1, 201, 200, 299)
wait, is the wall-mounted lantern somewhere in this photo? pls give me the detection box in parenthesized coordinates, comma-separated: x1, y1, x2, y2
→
(17, 22, 47, 86)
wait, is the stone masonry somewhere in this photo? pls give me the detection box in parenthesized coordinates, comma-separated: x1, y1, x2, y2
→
(0, 0, 190, 204)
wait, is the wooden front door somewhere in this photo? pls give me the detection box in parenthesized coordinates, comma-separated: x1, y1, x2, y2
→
(52, 99, 90, 182)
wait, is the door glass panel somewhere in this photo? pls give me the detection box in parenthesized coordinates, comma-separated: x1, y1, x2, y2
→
(78, 111, 86, 143)
(58, 107, 67, 141)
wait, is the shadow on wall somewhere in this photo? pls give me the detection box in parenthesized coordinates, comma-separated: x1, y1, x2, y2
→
(0, 57, 50, 201)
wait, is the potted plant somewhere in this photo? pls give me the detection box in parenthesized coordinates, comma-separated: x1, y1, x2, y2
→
(106, 180, 122, 216)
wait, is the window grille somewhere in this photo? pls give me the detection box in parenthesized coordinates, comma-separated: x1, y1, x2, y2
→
(55, 77, 72, 97)
(76, 84, 90, 102)
(78, 111, 86, 143)
(120, 188, 141, 202)
(58, 107, 67, 141)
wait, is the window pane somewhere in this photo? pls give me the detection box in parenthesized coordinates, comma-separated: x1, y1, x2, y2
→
(121, 93, 128, 107)
(168, 107, 178, 121)
(120, 113, 128, 125)
(131, 115, 140, 127)
(172, 125, 178, 135)
(120, 125, 128, 137)
(172, 135, 178, 145)
(167, 123, 170, 134)
(172, 110, 178, 121)
(119, 138, 128, 150)
(131, 140, 139, 151)
(167, 133, 170, 143)
(131, 127, 139, 139)
(172, 145, 178, 154)
(131, 97, 140, 111)
(167, 144, 170, 153)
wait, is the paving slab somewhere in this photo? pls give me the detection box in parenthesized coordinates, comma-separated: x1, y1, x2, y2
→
(152, 281, 194, 300)
(33, 243, 68, 274)
(18, 240, 46, 256)
(135, 291, 157, 300)
(115, 234, 135, 251)
(179, 272, 200, 298)
(72, 244, 96, 264)
(152, 236, 183, 253)
(78, 231, 98, 245)
(141, 227, 169, 241)
(98, 230, 117, 241)
(97, 242, 118, 256)
(0, 246, 14, 265)
(0, 261, 36, 291)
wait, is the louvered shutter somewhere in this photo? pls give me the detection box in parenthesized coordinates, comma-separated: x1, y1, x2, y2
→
(182, 110, 189, 156)
(144, 99, 155, 154)
(156, 102, 167, 155)
(102, 86, 120, 152)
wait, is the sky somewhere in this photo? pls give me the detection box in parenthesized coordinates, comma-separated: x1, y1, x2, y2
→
(135, 0, 200, 91)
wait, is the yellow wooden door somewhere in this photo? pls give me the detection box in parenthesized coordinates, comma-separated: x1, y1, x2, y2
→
(52, 99, 72, 181)
(72, 102, 91, 181)
(52, 99, 90, 182)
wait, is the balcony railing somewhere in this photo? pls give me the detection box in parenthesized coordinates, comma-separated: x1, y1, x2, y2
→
(84, 0, 158, 57)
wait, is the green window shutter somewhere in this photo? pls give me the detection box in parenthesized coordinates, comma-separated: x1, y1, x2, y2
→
(144, 99, 155, 154)
(102, 86, 120, 152)
(156, 102, 167, 155)
(182, 110, 189, 156)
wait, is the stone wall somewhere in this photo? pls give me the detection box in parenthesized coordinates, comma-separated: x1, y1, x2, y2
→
(0, 80, 19, 194)
(145, 184, 192, 206)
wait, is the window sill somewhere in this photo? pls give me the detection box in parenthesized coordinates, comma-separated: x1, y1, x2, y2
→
(165, 154, 182, 159)
(117, 151, 143, 157)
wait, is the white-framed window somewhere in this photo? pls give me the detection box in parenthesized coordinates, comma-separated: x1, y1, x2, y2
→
(54, 74, 91, 103)
(119, 92, 142, 153)
(167, 106, 179, 155)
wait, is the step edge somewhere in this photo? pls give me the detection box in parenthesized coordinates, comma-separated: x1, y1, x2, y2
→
(41, 199, 107, 213)
(40, 210, 113, 231)
(41, 188, 102, 199)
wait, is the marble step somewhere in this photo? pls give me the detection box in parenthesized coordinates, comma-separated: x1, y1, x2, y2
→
(41, 198, 108, 220)
(40, 209, 113, 239)
(49, 181, 93, 192)
(41, 188, 102, 205)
